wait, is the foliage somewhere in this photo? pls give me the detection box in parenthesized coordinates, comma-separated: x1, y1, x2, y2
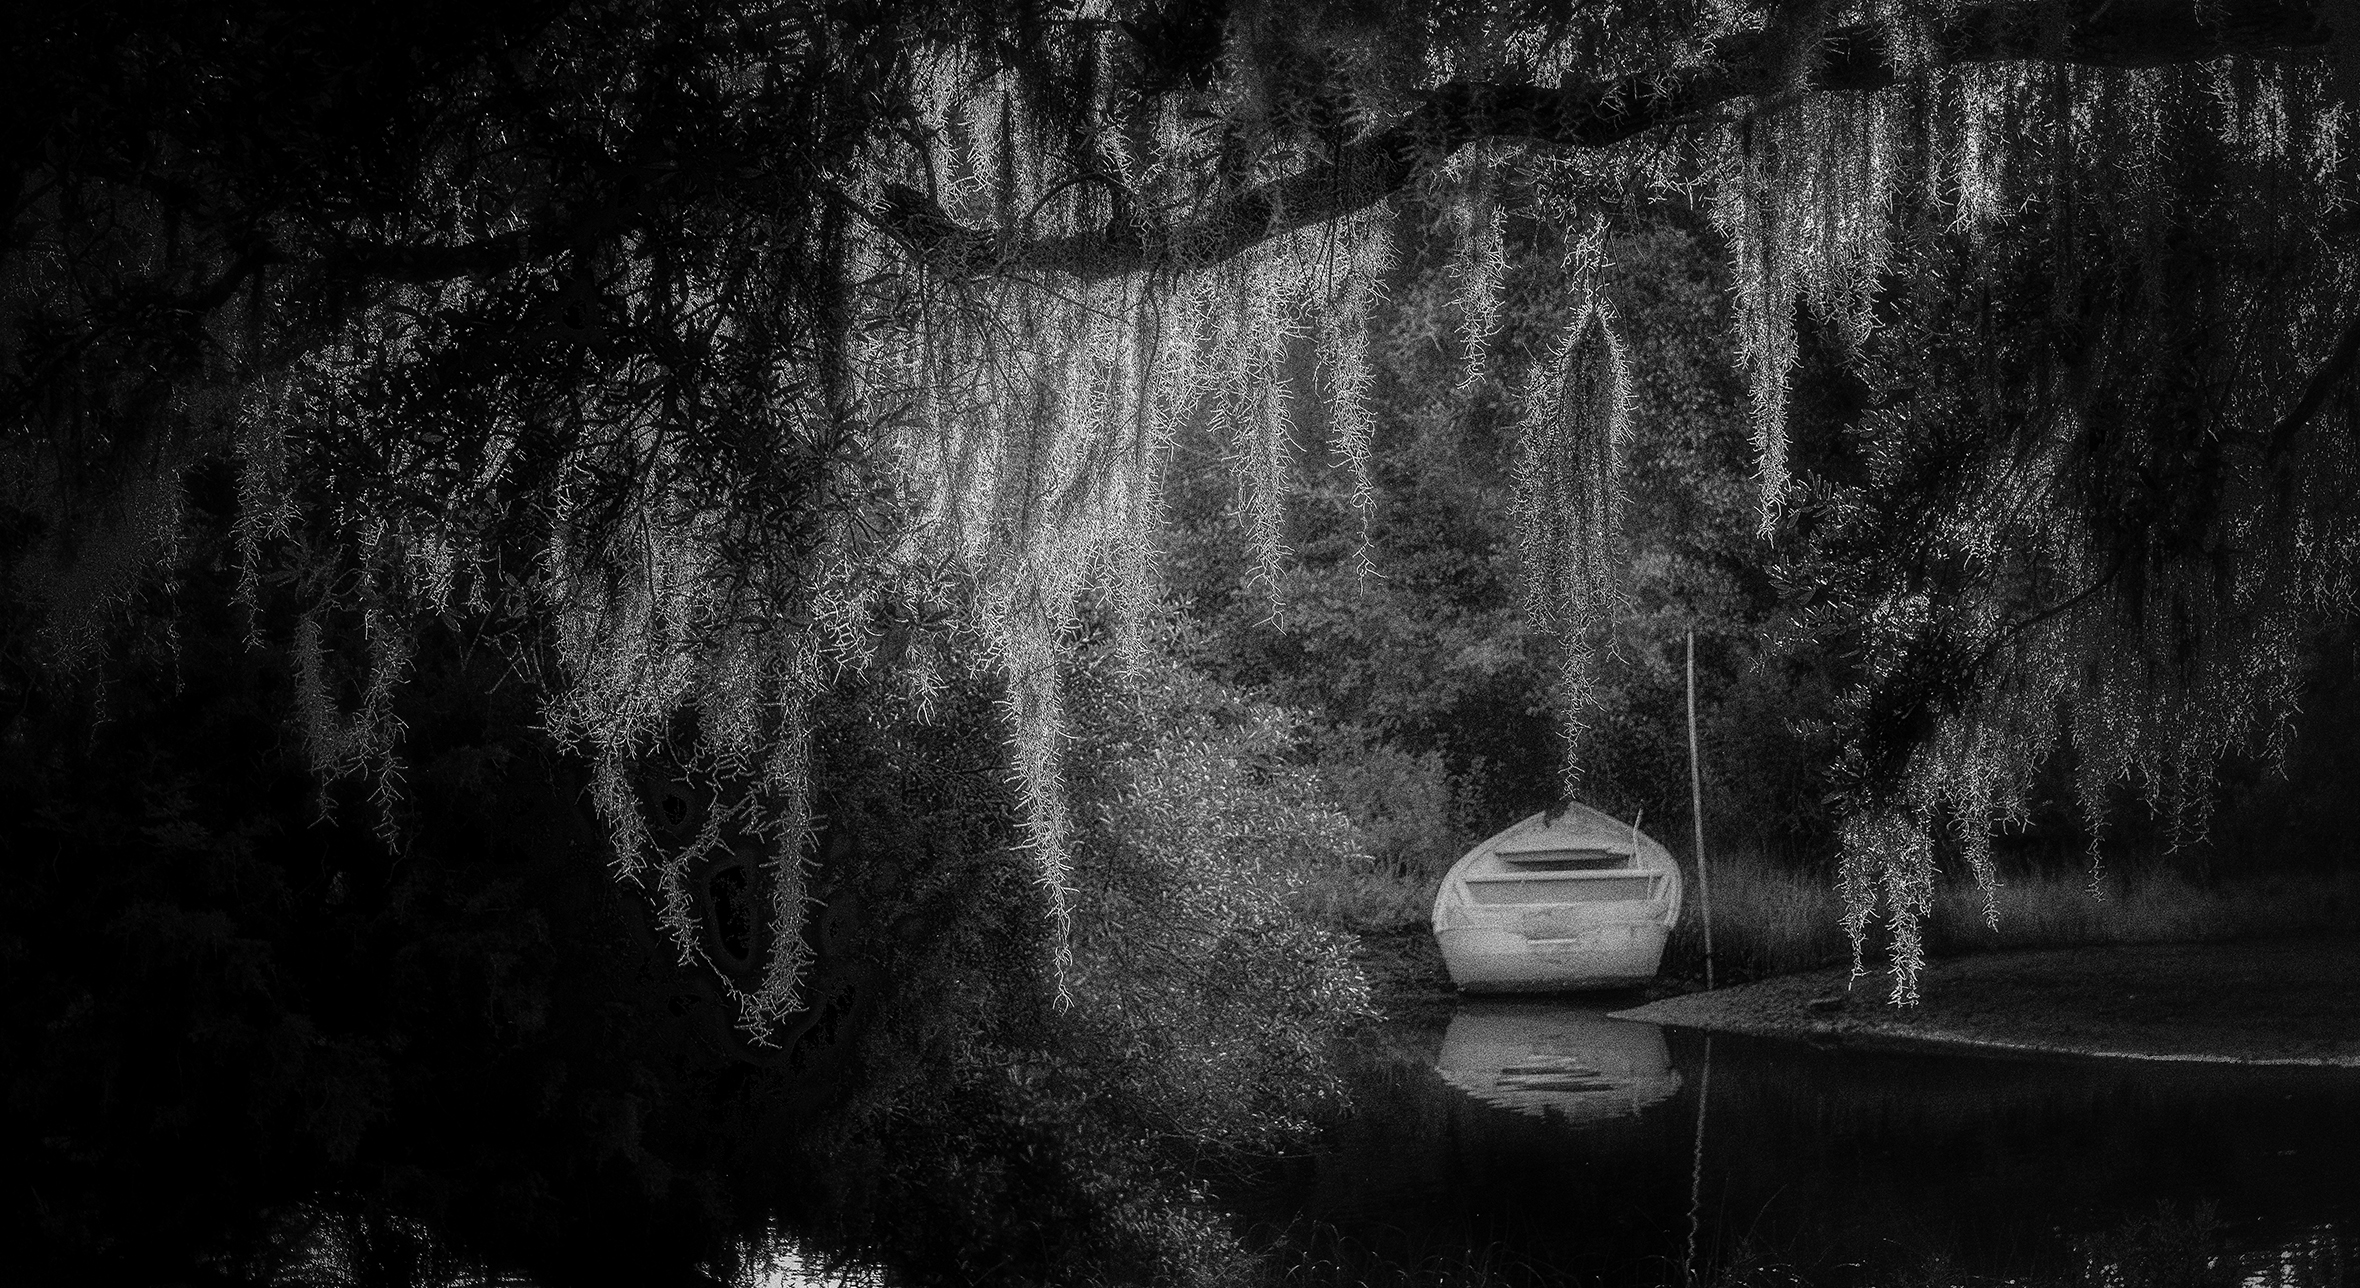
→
(5, 0, 2356, 1018)
(1782, 82, 2360, 994)
(0, 492, 1374, 1286)
(675, 635, 1378, 1286)
(1169, 217, 1841, 886)
(1296, 727, 1468, 927)
(0, 547, 824, 1283)
(1063, 641, 1377, 1151)
(1515, 286, 1629, 783)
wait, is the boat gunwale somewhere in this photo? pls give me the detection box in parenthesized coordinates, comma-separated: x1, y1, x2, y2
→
(1461, 871, 1669, 884)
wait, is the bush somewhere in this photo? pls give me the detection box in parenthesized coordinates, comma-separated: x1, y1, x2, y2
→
(817, 642, 1380, 1286)
(1063, 645, 1378, 1154)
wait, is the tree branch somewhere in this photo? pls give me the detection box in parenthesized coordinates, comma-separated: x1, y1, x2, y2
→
(2268, 297, 2360, 456)
(882, 0, 2330, 281)
(321, 227, 545, 284)
(1968, 546, 2132, 681)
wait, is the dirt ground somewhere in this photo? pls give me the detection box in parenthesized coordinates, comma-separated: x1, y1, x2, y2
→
(1610, 936, 2360, 1066)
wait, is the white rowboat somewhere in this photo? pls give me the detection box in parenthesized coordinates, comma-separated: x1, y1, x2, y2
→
(1431, 805, 1683, 993)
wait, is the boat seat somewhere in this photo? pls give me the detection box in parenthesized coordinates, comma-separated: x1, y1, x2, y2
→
(1463, 872, 1663, 904)
(1494, 843, 1634, 870)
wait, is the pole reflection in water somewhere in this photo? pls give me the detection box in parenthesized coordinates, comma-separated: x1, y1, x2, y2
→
(1681, 1033, 1710, 1288)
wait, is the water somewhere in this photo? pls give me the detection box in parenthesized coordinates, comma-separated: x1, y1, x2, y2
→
(184, 1204, 886, 1288)
(53, 1001, 2360, 1286)
(1242, 999, 2360, 1286)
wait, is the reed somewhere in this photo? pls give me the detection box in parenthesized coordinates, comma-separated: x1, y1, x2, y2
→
(1660, 852, 1851, 982)
(1663, 853, 2360, 983)
(1923, 865, 2360, 956)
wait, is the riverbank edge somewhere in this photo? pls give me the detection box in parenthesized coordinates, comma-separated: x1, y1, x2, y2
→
(1608, 936, 2360, 1068)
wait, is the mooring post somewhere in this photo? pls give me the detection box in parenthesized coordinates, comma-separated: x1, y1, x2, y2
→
(1687, 627, 1715, 991)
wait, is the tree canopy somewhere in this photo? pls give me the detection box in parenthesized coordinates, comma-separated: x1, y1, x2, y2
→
(5, 0, 2355, 1016)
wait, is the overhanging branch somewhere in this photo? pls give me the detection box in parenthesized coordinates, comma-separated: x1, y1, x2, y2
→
(2269, 298, 2360, 456)
(323, 228, 544, 284)
(881, 0, 2330, 281)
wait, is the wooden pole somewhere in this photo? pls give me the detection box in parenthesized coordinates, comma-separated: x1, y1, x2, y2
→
(1687, 627, 1715, 991)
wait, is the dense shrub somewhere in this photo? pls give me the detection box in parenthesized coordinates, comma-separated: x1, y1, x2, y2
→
(0, 494, 1379, 1286)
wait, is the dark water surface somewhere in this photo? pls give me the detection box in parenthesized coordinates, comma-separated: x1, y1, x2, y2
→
(1240, 999, 2360, 1286)
(58, 1002, 2360, 1286)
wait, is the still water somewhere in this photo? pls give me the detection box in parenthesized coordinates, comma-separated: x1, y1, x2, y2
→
(179, 1003, 2360, 1287)
(1243, 999, 2360, 1286)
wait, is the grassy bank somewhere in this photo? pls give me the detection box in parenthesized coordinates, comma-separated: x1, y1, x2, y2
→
(1286, 844, 2360, 996)
(1625, 936, 2360, 1064)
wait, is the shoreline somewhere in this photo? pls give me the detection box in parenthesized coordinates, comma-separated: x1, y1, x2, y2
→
(1610, 936, 2360, 1068)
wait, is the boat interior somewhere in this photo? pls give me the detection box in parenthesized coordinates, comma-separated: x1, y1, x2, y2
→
(1494, 838, 1636, 870)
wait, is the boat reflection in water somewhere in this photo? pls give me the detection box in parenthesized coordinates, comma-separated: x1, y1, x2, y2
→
(1435, 1000, 1679, 1122)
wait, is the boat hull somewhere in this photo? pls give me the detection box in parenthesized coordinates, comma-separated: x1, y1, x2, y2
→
(1430, 805, 1682, 994)
(1436, 921, 1669, 993)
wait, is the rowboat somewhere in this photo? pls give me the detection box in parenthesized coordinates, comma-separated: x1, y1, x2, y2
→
(1431, 805, 1683, 992)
